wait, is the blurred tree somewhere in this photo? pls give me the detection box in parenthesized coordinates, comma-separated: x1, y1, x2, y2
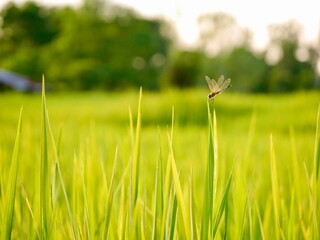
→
(0, 2, 59, 80)
(198, 12, 252, 56)
(164, 50, 202, 88)
(0, 2, 318, 92)
(0, 2, 170, 90)
(196, 13, 269, 92)
(81, 0, 106, 16)
(266, 21, 316, 92)
(0, 2, 58, 47)
(43, 6, 169, 90)
(201, 47, 268, 92)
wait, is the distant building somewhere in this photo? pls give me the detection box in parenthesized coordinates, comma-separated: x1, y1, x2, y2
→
(0, 69, 41, 92)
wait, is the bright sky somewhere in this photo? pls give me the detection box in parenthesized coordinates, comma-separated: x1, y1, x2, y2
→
(1, 0, 319, 50)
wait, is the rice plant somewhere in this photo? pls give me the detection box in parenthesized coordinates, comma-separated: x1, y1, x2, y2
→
(0, 84, 319, 239)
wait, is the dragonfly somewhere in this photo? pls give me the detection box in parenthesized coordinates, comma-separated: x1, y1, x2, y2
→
(205, 75, 232, 102)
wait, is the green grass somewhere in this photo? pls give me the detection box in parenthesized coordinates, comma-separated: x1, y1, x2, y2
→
(0, 88, 319, 239)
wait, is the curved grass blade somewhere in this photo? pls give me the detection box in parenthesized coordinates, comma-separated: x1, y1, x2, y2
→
(131, 87, 142, 209)
(270, 134, 285, 240)
(160, 149, 173, 239)
(44, 108, 78, 239)
(168, 184, 178, 240)
(1, 107, 22, 240)
(152, 148, 163, 240)
(314, 104, 320, 180)
(255, 202, 266, 240)
(167, 132, 190, 239)
(212, 160, 235, 238)
(189, 170, 198, 240)
(20, 183, 40, 239)
(102, 147, 118, 239)
(239, 186, 250, 239)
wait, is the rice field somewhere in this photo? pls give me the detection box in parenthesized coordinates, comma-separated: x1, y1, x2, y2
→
(0, 86, 319, 239)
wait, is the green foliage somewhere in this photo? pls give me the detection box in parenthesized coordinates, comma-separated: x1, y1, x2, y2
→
(0, 2, 58, 47)
(164, 51, 203, 88)
(201, 47, 268, 92)
(1, 3, 318, 92)
(40, 79, 53, 239)
(1, 107, 22, 240)
(265, 21, 317, 92)
(0, 2, 169, 90)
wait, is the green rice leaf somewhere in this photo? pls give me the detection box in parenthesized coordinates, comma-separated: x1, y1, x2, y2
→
(189, 170, 198, 240)
(40, 77, 52, 240)
(167, 132, 190, 239)
(270, 134, 284, 240)
(152, 150, 162, 240)
(313, 104, 320, 181)
(132, 87, 142, 208)
(212, 160, 234, 238)
(102, 147, 118, 239)
(1, 107, 22, 240)
(201, 102, 216, 239)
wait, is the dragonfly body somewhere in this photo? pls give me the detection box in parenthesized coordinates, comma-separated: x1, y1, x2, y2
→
(206, 75, 231, 101)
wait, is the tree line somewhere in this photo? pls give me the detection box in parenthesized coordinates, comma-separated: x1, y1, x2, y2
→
(0, 0, 319, 92)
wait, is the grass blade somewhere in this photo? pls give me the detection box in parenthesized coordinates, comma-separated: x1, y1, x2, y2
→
(102, 147, 118, 239)
(168, 185, 178, 240)
(270, 134, 285, 240)
(303, 162, 319, 239)
(239, 186, 250, 239)
(201, 102, 216, 239)
(40, 78, 52, 239)
(314, 104, 320, 181)
(132, 87, 142, 208)
(189, 170, 198, 240)
(255, 202, 266, 240)
(167, 131, 190, 239)
(212, 160, 234, 238)
(160, 150, 172, 239)
(44, 105, 77, 239)
(20, 183, 40, 239)
(1, 107, 22, 240)
(152, 150, 163, 240)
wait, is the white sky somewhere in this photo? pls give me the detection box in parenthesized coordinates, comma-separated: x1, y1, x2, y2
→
(1, 0, 319, 50)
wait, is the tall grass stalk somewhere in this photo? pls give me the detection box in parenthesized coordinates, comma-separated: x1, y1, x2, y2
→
(40, 78, 53, 239)
(167, 179, 178, 240)
(314, 104, 320, 181)
(1, 107, 22, 240)
(159, 143, 173, 239)
(307, 104, 320, 239)
(189, 170, 198, 240)
(130, 87, 142, 213)
(168, 131, 190, 239)
(151, 144, 163, 240)
(201, 102, 223, 239)
(211, 160, 234, 238)
(270, 134, 285, 240)
(102, 147, 118, 239)
(311, 104, 320, 238)
(255, 202, 266, 240)
(20, 183, 40, 239)
(45, 105, 77, 239)
(200, 102, 216, 239)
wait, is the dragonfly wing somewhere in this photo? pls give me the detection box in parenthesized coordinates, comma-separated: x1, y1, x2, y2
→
(218, 78, 231, 91)
(205, 76, 215, 92)
(217, 75, 225, 89)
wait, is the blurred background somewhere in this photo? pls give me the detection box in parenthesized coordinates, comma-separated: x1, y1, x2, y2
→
(0, 0, 319, 92)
